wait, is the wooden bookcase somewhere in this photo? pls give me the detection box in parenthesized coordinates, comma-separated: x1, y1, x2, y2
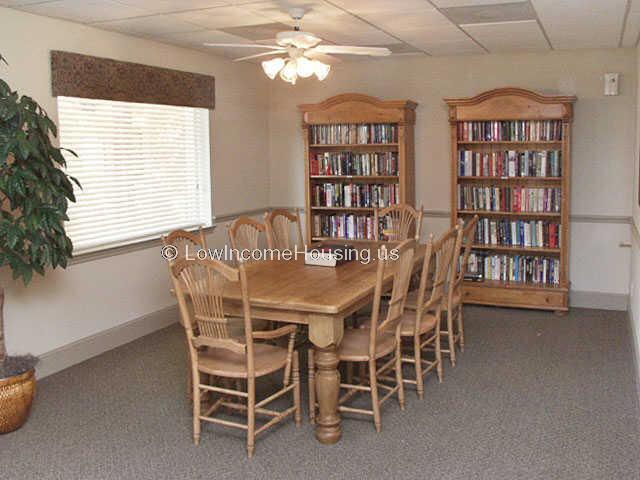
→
(299, 93, 417, 243)
(444, 87, 576, 313)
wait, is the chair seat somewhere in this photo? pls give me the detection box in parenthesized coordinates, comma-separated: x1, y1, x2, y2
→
(398, 311, 437, 336)
(338, 328, 397, 362)
(198, 343, 287, 379)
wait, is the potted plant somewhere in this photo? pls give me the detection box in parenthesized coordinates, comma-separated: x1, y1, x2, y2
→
(0, 54, 79, 433)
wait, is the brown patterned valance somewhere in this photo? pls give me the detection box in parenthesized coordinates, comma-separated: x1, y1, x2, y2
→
(51, 50, 215, 109)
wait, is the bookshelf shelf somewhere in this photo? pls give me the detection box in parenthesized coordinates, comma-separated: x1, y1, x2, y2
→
(471, 244, 561, 254)
(309, 143, 399, 148)
(310, 175, 399, 181)
(311, 206, 374, 212)
(458, 210, 561, 218)
(300, 94, 417, 243)
(457, 141, 562, 146)
(446, 87, 576, 312)
(458, 176, 561, 183)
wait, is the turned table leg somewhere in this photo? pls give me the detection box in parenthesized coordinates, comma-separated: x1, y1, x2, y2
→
(308, 314, 344, 444)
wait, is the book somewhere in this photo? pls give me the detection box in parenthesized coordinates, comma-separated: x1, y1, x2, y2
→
(457, 120, 562, 142)
(457, 185, 561, 213)
(310, 123, 398, 145)
(458, 150, 561, 177)
(310, 151, 398, 176)
(304, 244, 358, 267)
(312, 183, 400, 208)
(467, 252, 561, 285)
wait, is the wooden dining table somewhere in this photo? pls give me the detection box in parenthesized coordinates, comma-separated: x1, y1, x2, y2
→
(220, 243, 426, 444)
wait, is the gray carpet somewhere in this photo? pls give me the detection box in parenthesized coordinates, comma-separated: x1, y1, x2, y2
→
(1, 306, 639, 480)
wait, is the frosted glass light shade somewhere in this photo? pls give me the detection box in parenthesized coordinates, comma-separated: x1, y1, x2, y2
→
(261, 57, 285, 80)
(280, 59, 298, 84)
(313, 61, 331, 81)
(296, 57, 315, 78)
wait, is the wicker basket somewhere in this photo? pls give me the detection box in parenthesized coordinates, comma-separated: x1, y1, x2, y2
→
(0, 368, 36, 433)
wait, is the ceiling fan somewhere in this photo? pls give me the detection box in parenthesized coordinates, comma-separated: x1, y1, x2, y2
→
(204, 8, 391, 84)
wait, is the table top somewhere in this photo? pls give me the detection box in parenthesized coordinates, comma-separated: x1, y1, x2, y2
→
(221, 244, 425, 315)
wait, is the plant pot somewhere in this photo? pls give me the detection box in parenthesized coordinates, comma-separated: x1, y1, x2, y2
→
(0, 368, 36, 433)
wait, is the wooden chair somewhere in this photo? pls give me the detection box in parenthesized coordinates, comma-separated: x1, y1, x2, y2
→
(172, 257, 301, 458)
(442, 215, 479, 365)
(397, 227, 458, 398)
(309, 240, 416, 432)
(264, 208, 305, 250)
(227, 216, 266, 260)
(162, 228, 207, 328)
(374, 204, 424, 242)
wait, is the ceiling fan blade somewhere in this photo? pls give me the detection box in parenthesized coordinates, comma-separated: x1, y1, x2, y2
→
(304, 51, 342, 64)
(233, 51, 285, 62)
(203, 43, 285, 50)
(309, 45, 391, 56)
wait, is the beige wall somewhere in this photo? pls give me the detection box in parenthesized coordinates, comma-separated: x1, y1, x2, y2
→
(0, 8, 271, 359)
(630, 46, 640, 390)
(268, 49, 636, 299)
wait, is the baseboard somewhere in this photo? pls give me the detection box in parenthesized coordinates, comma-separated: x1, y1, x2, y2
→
(36, 304, 179, 379)
(570, 290, 629, 311)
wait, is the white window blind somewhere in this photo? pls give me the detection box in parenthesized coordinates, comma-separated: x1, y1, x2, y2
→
(57, 96, 212, 254)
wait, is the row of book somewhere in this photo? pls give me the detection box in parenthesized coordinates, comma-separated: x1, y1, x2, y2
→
(310, 123, 398, 145)
(312, 183, 400, 208)
(467, 253, 561, 285)
(310, 152, 398, 176)
(474, 218, 561, 249)
(458, 186, 562, 213)
(457, 120, 563, 142)
(312, 214, 393, 240)
(458, 150, 562, 178)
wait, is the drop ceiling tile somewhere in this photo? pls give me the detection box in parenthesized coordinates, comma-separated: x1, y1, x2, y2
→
(622, 0, 640, 47)
(93, 14, 204, 36)
(462, 20, 548, 53)
(156, 28, 252, 47)
(1, 0, 57, 5)
(425, 39, 485, 55)
(170, 5, 273, 30)
(328, 0, 432, 15)
(219, 22, 290, 41)
(16, 0, 147, 23)
(432, 0, 525, 7)
(531, 0, 627, 49)
(112, 0, 228, 15)
(246, 0, 398, 45)
(441, 1, 536, 25)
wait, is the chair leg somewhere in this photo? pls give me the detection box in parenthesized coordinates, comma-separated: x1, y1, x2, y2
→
(458, 306, 465, 352)
(394, 342, 405, 410)
(414, 334, 424, 399)
(435, 328, 443, 383)
(192, 370, 201, 445)
(346, 362, 354, 385)
(369, 360, 382, 433)
(247, 377, 256, 458)
(447, 312, 456, 367)
(308, 348, 316, 424)
(293, 351, 302, 427)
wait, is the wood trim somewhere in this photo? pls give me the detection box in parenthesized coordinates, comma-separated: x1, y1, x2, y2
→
(51, 50, 215, 109)
(445, 87, 576, 122)
(299, 93, 417, 125)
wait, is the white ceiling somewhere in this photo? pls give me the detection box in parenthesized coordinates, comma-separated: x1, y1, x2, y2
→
(2, 0, 639, 60)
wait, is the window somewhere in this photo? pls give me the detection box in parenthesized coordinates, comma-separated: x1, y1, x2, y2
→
(57, 97, 212, 254)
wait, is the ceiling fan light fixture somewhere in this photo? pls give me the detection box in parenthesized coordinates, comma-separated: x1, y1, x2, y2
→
(261, 57, 285, 80)
(313, 60, 331, 81)
(280, 59, 298, 85)
(296, 56, 315, 78)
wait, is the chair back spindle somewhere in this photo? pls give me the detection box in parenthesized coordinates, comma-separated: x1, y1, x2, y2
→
(374, 204, 424, 242)
(264, 208, 305, 250)
(369, 239, 416, 354)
